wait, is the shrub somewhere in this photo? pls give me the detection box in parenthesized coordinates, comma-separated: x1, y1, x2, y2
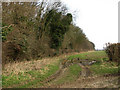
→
(105, 43, 120, 62)
(2, 41, 24, 64)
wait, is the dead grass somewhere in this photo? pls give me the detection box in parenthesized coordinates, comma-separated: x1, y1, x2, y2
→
(3, 51, 85, 76)
(3, 57, 58, 76)
(2, 51, 95, 88)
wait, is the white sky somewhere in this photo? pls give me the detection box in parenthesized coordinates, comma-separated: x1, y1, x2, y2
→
(61, 0, 119, 49)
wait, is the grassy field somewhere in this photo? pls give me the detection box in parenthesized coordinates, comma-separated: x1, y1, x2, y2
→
(67, 51, 118, 75)
(2, 51, 119, 88)
(67, 51, 109, 61)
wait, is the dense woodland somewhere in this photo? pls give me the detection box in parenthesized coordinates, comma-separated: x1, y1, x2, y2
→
(2, 1, 95, 64)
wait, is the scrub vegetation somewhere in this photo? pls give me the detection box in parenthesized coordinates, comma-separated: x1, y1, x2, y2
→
(2, 1, 94, 65)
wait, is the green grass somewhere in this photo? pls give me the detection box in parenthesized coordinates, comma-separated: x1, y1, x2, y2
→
(2, 64, 59, 88)
(2, 72, 30, 87)
(67, 51, 108, 61)
(67, 51, 118, 75)
(90, 62, 118, 75)
(69, 64, 82, 75)
(55, 64, 82, 84)
(19, 64, 59, 88)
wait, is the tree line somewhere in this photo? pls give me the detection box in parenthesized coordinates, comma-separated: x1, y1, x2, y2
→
(2, 1, 95, 64)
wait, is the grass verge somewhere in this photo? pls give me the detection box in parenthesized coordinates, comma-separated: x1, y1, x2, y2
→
(2, 63, 59, 88)
(90, 61, 118, 75)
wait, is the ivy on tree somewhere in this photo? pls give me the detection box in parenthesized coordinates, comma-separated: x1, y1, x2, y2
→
(45, 9, 72, 49)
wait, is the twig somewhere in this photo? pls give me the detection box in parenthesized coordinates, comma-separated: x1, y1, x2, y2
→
(1, 24, 14, 29)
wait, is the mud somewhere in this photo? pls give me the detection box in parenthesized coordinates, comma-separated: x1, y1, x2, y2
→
(42, 58, 119, 88)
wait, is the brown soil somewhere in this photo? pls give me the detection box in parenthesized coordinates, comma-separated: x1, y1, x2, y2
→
(58, 75, 119, 88)
(41, 60, 119, 88)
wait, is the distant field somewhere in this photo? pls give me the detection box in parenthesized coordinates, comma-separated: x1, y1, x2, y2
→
(67, 51, 109, 61)
(2, 51, 119, 88)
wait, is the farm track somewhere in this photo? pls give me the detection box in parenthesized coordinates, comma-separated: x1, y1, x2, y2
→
(2, 51, 119, 88)
(44, 66, 119, 88)
(58, 74, 119, 88)
(41, 59, 120, 88)
(42, 59, 93, 84)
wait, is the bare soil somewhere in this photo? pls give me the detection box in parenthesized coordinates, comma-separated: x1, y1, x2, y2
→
(41, 59, 119, 88)
(58, 75, 119, 88)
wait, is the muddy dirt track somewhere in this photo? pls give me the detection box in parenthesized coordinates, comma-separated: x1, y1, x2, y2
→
(58, 74, 119, 88)
(41, 59, 120, 88)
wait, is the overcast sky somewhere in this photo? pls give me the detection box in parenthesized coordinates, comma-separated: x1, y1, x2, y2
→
(61, 0, 119, 49)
